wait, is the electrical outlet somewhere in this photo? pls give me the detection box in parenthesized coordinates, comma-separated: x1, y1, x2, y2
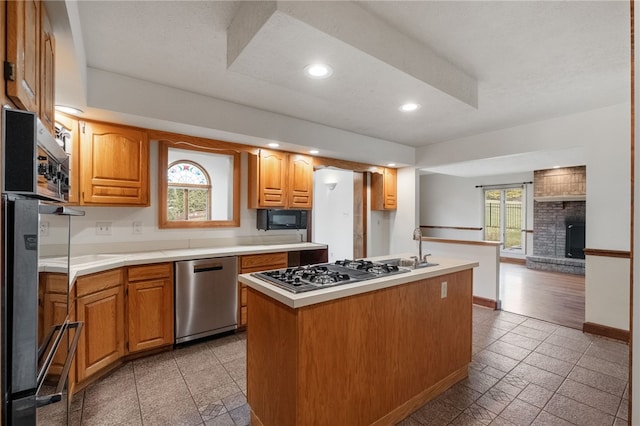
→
(96, 222, 112, 236)
(133, 221, 142, 234)
(39, 221, 49, 236)
(441, 281, 448, 299)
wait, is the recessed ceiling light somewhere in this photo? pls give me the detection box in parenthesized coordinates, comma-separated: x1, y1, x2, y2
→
(387, 163, 396, 167)
(305, 63, 333, 79)
(399, 103, 420, 112)
(309, 150, 319, 155)
(267, 143, 280, 148)
(553, 165, 561, 169)
(55, 105, 84, 115)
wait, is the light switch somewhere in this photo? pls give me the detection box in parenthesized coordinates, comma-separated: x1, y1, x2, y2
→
(441, 281, 447, 298)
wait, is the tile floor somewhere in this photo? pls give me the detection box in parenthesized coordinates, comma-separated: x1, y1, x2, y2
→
(47, 306, 629, 425)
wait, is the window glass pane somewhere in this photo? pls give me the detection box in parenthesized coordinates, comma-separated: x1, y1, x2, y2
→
(168, 162, 208, 184)
(504, 189, 523, 251)
(168, 188, 186, 221)
(484, 190, 501, 242)
(187, 189, 209, 221)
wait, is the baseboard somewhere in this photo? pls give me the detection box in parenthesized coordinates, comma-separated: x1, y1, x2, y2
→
(582, 322, 630, 342)
(500, 257, 526, 265)
(473, 296, 497, 310)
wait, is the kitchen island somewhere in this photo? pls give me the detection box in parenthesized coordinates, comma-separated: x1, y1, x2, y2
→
(239, 256, 478, 426)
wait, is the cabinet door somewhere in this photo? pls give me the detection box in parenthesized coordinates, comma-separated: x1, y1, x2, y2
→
(55, 113, 80, 204)
(288, 154, 313, 209)
(6, 0, 41, 112)
(39, 6, 55, 134)
(383, 168, 397, 210)
(80, 121, 149, 205)
(76, 285, 125, 382)
(127, 278, 174, 353)
(258, 149, 287, 208)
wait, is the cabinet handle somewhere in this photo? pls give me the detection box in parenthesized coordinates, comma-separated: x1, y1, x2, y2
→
(194, 265, 223, 273)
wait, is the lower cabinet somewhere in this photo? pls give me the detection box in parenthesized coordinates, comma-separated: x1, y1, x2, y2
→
(75, 269, 125, 383)
(72, 263, 174, 387)
(126, 263, 174, 353)
(237, 252, 289, 329)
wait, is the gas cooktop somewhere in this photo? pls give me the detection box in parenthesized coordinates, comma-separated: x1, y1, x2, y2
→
(253, 259, 410, 293)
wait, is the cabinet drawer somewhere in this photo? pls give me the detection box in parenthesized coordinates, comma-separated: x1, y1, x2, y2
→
(127, 263, 172, 282)
(240, 306, 247, 327)
(240, 252, 288, 272)
(76, 269, 123, 297)
(41, 273, 68, 294)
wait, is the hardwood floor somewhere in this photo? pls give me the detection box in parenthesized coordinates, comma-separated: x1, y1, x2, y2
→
(499, 263, 585, 330)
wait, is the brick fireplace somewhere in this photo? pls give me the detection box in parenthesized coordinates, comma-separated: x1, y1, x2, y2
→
(525, 166, 586, 275)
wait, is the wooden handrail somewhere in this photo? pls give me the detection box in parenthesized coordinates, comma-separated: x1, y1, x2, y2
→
(583, 249, 631, 259)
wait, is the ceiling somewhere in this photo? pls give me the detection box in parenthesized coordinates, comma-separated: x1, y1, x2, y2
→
(49, 1, 629, 176)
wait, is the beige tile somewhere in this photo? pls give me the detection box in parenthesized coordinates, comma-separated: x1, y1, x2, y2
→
(476, 387, 516, 414)
(530, 411, 574, 426)
(510, 325, 550, 342)
(520, 318, 558, 334)
(211, 340, 246, 364)
(411, 399, 461, 425)
(437, 383, 483, 411)
(452, 412, 489, 425)
(545, 333, 591, 353)
(552, 326, 594, 344)
(584, 343, 629, 367)
(207, 333, 241, 348)
(545, 393, 615, 426)
(174, 345, 221, 375)
(613, 418, 628, 426)
(533, 342, 582, 364)
(499, 399, 540, 426)
(488, 416, 517, 425)
(140, 394, 203, 426)
(198, 401, 227, 423)
(133, 359, 183, 386)
(557, 379, 621, 416)
(474, 350, 520, 373)
(204, 413, 236, 426)
(516, 384, 553, 409)
(567, 365, 627, 397)
(493, 375, 530, 397)
(486, 341, 531, 361)
(461, 369, 500, 394)
(489, 319, 519, 332)
(228, 403, 250, 426)
(496, 312, 528, 325)
(183, 363, 235, 396)
(577, 354, 629, 381)
(222, 356, 246, 382)
(617, 398, 629, 421)
(509, 363, 563, 392)
(482, 366, 507, 380)
(81, 392, 142, 426)
(521, 352, 573, 377)
(191, 381, 242, 408)
(136, 375, 191, 407)
(498, 332, 541, 351)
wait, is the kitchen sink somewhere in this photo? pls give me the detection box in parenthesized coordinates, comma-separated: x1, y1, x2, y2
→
(379, 258, 439, 269)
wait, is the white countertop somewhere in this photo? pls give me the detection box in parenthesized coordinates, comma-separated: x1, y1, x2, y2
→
(238, 255, 479, 309)
(40, 242, 327, 284)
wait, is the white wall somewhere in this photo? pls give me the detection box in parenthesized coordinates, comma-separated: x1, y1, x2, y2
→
(312, 168, 354, 262)
(418, 103, 630, 331)
(632, 4, 639, 420)
(389, 167, 420, 256)
(419, 171, 535, 257)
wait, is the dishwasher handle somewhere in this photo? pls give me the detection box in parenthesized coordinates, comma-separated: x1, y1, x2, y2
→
(193, 264, 224, 273)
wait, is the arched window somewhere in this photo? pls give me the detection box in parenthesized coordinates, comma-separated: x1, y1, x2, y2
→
(167, 160, 211, 221)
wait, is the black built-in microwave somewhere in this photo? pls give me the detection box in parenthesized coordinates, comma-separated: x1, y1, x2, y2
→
(257, 209, 308, 230)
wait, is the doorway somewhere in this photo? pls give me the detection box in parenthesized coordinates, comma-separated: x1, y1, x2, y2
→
(484, 187, 525, 254)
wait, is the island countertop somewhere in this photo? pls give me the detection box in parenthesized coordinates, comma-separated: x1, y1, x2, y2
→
(239, 255, 478, 309)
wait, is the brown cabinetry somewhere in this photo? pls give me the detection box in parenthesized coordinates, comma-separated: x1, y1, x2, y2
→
(248, 150, 313, 209)
(237, 252, 288, 328)
(75, 269, 125, 383)
(79, 120, 150, 206)
(39, 273, 68, 376)
(126, 263, 174, 353)
(371, 167, 397, 210)
(6, 0, 41, 113)
(39, 5, 55, 133)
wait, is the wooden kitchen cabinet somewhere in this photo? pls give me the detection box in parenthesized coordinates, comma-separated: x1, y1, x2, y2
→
(40, 273, 68, 377)
(371, 167, 397, 210)
(6, 0, 41, 113)
(237, 252, 288, 328)
(55, 112, 80, 204)
(126, 263, 174, 353)
(248, 149, 313, 209)
(39, 5, 55, 134)
(79, 120, 150, 206)
(75, 269, 125, 383)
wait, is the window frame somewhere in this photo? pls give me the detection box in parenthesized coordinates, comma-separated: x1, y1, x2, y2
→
(158, 139, 241, 229)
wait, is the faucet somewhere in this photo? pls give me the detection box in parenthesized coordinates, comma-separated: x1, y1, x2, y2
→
(413, 227, 423, 264)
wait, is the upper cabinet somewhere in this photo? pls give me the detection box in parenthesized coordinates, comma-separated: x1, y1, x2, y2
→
(39, 5, 55, 134)
(248, 149, 313, 209)
(80, 120, 150, 206)
(6, 0, 41, 113)
(371, 168, 397, 211)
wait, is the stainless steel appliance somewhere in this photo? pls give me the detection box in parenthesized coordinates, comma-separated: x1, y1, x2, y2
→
(175, 257, 238, 344)
(256, 209, 308, 230)
(2, 109, 70, 203)
(254, 259, 409, 293)
(1, 108, 84, 425)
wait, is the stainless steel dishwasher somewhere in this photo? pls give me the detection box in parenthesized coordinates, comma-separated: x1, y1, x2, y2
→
(175, 256, 238, 344)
